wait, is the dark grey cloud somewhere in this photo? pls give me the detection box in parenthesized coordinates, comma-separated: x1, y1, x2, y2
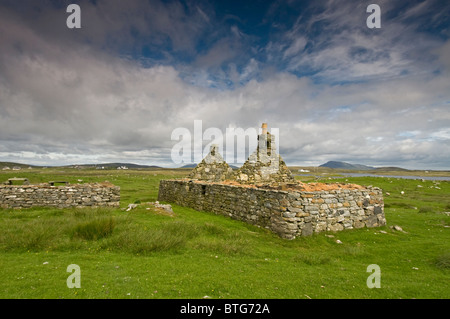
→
(0, 0, 449, 169)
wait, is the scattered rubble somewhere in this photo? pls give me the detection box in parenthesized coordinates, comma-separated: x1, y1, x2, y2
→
(391, 225, 407, 233)
(125, 201, 174, 216)
(153, 201, 174, 214)
(126, 203, 138, 211)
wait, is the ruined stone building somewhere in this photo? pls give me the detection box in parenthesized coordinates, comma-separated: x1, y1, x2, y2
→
(159, 123, 386, 239)
(187, 144, 233, 182)
(234, 123, 294, 184)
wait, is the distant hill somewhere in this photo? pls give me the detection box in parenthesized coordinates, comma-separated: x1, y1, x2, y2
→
(1, 162, 40, 169)
(68, 163, 161, 169)
(181, 164, 197, 168)
(1, 162, 161, 170)
(373, 166, 409, 172)
(319, 161, 411, 171)
(320, 161, 375, 170)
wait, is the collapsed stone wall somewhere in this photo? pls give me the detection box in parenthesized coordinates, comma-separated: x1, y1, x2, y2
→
(158, 179, 385, 239)
(0, 183, 120, 209)
(234, 153, 294, 184)
(234, 125, 295, 185)
(187, 144, 233, 182)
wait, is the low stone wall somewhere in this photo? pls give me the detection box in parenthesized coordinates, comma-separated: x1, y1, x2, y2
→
(158, 180, 386, 239)
(0, 183, 120, 209)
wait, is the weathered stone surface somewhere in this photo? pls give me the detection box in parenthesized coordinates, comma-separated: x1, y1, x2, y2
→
(158, 179, 385, 239)
(354, 221, 365, 229)
(301, 222, 314, 236)
(231, 124, 295, 185)
(328, 223, 344, 232)
(0, 183, 120, 209)
(163, 123, 385, 239)
(366, 215, 379, 227)
(187, 144, 233, 182)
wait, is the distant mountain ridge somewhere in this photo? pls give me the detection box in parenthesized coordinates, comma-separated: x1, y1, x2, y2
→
(1, 162, 38, 168)
(69, 163, 161, 169)
(319, 161, 375, 170)
(0, 160, 415, 171)
(181, 164, 197, 168)
(1, 162, 160, 169)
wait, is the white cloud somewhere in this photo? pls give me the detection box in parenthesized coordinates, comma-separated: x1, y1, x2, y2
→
(283, 37, 307, 58)
(266, 0, 444, 84)
(0, 0, 449, 170)
(429, 129, 450, 141)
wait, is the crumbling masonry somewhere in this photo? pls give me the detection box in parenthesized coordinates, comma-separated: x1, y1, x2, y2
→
(158, 123, 386, 239)
(0, 183, 120, 209)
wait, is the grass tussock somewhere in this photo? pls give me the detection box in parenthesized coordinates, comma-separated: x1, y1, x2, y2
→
(106, 220, 199, 254)
(418, 206, 435, 214)
(0, 207, 249, 255)
(0, 208, 119, 251)
(71, 216, 116, 240)
(342, 245, 365, 256)
(1, 170, 449, 298)
(0, 216, 65, 251)
(202, 222, 227, 236)
(434, 253, 450, 269)
(191, 231, 250, 255)
(294, 252, 334, 265)
(0, 207, 205, 254)
(384, 202, 417, 209)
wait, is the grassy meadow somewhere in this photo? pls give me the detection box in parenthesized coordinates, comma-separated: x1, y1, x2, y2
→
(0, 167, 449, 299)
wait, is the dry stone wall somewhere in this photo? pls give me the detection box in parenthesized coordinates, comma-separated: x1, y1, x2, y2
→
(234, 130, 295, 185)
(0, 183, 120, 209)
(187, 144, 233, 182)
(158, 179, 385, 239)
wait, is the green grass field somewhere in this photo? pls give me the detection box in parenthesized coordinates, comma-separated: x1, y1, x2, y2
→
(0, 168, 449, 299)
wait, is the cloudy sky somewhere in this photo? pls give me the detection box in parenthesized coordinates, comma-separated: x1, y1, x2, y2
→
(0, 0, 449, 169)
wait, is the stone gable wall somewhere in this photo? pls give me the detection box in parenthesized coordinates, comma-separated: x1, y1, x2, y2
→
(234, 154, 294, 184)
(187, 145, 233, 182)
(233, 132, 295, 184)
(158, 179, 385, 239)
(0, 183, 120, 209)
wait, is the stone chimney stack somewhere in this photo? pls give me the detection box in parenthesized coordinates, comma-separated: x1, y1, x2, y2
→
(261, 123, 268, 135)
(210, 144, 218, 156)
(258, 123, 273, 155)
(234, 122, 295, 184)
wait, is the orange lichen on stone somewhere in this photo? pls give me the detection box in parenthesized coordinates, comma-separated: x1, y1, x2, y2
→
(298, 182, 365, 192)
(182, 178, 366, 191)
